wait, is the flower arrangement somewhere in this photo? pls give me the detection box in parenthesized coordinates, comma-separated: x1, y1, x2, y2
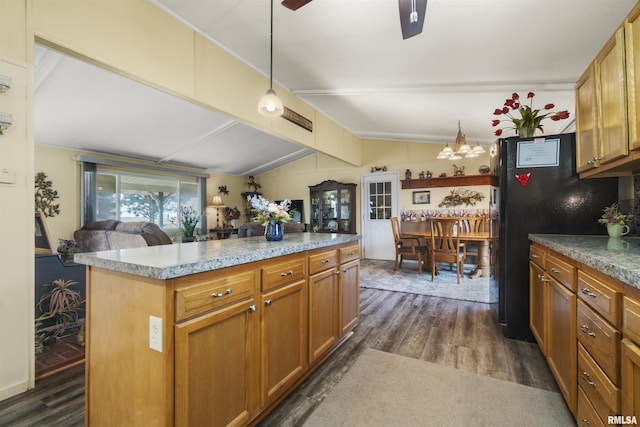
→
(247, 195, 292, 225)
(492, 92, 570, 138)
(177, 206, 200, 237)
(598, 202, 633, 226)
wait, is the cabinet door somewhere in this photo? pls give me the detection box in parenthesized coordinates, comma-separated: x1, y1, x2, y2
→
(175, 299, 259, 427)
(546, 276, 577, 415)
(626, 3, 640, 151)
(340, 259, 359, 335)
(622, 338, 640, 416)
(261, 280, 308, 406)
(529, 261, 546, 354)
(576, 65, 599, 172)
(596, 27, 629, 165)
(309, 268, 339, 363)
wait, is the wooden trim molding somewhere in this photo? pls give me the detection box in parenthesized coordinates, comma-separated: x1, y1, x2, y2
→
(401, 174, 498, 189)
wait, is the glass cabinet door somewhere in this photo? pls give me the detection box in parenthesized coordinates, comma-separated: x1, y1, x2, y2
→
(309, 180, 357, 234)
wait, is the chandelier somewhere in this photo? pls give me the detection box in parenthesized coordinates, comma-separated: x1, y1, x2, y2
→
(437, 121, 486, 160)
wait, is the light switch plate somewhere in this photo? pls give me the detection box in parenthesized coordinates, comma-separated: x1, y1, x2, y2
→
(0, 168, 14, 184)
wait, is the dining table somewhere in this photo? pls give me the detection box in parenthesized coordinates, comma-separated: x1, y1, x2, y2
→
(403, 229, 492, 279)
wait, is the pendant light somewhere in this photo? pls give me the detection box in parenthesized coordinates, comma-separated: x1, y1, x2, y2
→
(258, 0, 284, 116)
(437, 121, 473, 160)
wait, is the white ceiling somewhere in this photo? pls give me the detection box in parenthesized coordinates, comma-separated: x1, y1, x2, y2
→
(35, 0, 638, 174)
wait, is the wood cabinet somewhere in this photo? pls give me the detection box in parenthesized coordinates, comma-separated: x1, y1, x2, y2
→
(309, 180, 356, 234)
(626, 2, 640, 152)
(260, 278, 307, 407)
(308, 249, 340, 363)
(175, 297, 259, 427)
(529, 257, 546, 353)
(546, 273, 577, 415)
(85, 240, 359, 427)
(622, 296, 640, 417)
(339, 244, 360, 335)
(576, 2, 640, 178)
(529, 241, 638, 426)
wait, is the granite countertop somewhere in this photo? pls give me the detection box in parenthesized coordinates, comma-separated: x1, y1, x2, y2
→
(529, 234, 640, 289)
(74, 233, 360, 280)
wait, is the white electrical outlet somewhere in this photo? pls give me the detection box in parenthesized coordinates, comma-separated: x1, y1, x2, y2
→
(149, 315, 162, 352)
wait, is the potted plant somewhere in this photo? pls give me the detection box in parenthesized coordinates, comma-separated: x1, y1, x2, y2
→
(35, 278, 85, 344)
(176, 206, 200, 242)
(247, 195, 292, 241)
(598, 202, 633, 237)
(56, 238, 83, 263)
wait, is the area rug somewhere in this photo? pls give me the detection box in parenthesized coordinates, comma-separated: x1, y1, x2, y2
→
(359, 259, 497, 303)
(303, 349, 573, 427)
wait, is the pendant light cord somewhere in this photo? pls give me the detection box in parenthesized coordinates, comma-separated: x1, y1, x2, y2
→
(269, 0, 274, 90)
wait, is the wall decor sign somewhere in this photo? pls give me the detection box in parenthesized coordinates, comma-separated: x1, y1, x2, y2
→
(412, 190, 430, 204)
(516, 137, 560, 168)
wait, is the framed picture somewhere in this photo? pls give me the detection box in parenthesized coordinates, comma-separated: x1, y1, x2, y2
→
(35, 211, 53, 254)
(412, 190, 430, 205)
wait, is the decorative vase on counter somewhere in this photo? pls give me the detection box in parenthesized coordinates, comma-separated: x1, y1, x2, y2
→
(265, 223, 283, 241)
(606, 223, 629, 238)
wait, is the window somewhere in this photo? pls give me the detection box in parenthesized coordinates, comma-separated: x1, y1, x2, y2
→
(79, 157, 206, 235)
(369, 181, 392, 220)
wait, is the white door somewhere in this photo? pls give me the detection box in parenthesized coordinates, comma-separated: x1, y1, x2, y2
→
(361, 172, 398, 260)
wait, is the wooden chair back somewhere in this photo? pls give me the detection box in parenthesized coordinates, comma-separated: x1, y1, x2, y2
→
(429, 217, 466, 283)
(460, 216, 485, 233)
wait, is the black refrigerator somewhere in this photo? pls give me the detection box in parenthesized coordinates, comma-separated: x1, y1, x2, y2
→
(493, 132, 618, 341)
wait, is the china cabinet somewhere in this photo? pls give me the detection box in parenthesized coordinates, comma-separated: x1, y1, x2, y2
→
(309, 180, 356, 234)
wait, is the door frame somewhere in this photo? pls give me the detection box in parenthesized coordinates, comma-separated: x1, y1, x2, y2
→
(360, 171, 399, 260)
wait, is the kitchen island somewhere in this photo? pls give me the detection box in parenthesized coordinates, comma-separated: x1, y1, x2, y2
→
(75, 233, 360, 427)
(528, 233, 640, 424)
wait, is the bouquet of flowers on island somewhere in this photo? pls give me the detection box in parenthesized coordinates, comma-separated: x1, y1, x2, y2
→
(247, 195, 292, 225)
(492, 92, 570, 137)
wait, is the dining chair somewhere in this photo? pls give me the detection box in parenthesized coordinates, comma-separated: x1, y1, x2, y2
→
(391, 217, 427, 274)
(428, 217, 466, 284)
(460, 216, 485, 264)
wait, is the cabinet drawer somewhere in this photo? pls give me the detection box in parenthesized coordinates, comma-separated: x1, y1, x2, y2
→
(339, 244, 360, 264)
(175, 271, 255, 322)
(309, 249, 338, 275)
(578, 270, 621, 328)
(578, 343, 621, 422)
(546, 254, 576, 292)
(623, 297, 640, 344)
(577, 300, 621, 384)
(529, 244, 546, 268)
(261, 257, 306, 292)
(577, 386, 606, 427)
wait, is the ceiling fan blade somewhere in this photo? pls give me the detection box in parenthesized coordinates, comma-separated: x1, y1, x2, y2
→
(281, 0, 313, 11)
(398, 0, 428, 40)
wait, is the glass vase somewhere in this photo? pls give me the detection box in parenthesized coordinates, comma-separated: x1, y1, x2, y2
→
(265, 223, 283, 241)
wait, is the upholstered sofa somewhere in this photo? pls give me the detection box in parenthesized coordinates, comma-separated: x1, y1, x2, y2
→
(73, 220, 173, 252)
(237, 222, 305, 238)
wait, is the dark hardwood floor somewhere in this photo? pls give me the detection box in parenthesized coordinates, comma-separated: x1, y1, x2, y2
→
(0, 288, 556, 427)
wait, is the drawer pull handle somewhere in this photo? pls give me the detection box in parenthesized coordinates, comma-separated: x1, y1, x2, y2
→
(581, 418, 591, 426)
(550, 267, 560, 274)
(347, 251, 356, 256)
(280, 270, 293, 277)
(335, 270, 340, 275)
(580, 288, 597, 298)
(531, 254, 539, 258)
(537, 274, 544, 282)
(265, 299, 272, 307)
(321, 259, 330, 264)
(248, 304, 257, 313)
(581, 371, 596, 387)
(211, 289, 232, 298)
(580, 325, 596, 337)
